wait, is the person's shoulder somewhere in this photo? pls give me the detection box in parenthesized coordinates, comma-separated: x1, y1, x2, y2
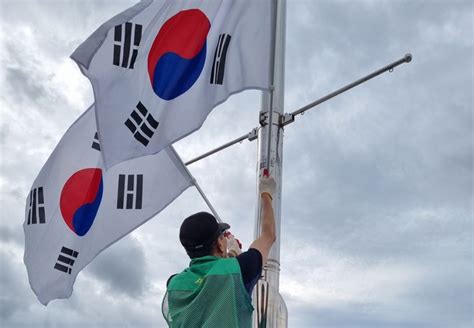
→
(237, 248, 263, 268)
(166, 273, 178, 287)
(238, 248, 263, 259)
(236, 248, 263, 286)
(248, 248, 262, 257)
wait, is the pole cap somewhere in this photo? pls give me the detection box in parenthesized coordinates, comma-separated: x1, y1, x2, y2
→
(404, 53, 413, 63)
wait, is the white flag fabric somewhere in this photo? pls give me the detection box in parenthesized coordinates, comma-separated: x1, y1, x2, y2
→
(71, 0, 271, 168)
(24, 105, 192, 305)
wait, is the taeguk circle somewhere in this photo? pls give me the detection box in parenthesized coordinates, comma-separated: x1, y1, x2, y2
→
(147, 9, 211, 101)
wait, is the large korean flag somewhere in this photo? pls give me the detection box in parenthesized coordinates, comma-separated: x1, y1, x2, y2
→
(24, 106, 192, 305)
(71, 0, 271, 168)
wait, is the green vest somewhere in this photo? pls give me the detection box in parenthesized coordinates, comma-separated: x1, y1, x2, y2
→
(162, 256, 254, 328)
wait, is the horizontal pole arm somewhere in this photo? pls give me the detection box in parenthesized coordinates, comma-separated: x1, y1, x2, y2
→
(281, 53, 412, 125)
(185, 53, 413, 165)
(184, 128, 258, 166)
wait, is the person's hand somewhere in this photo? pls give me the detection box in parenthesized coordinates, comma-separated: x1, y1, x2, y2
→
(259, 170, 276, 199)
(224, 232, 242, 257)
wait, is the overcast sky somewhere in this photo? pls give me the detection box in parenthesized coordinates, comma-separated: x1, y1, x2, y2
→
(1, 0, 472, 327)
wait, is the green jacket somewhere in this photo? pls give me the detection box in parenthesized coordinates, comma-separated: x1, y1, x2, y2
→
(162, 256, 254, 327)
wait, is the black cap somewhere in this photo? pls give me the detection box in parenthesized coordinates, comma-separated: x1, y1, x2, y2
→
(179, 212, 230, 251)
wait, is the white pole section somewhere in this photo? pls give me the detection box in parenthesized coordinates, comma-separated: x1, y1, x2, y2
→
(253, 0, 287, 327)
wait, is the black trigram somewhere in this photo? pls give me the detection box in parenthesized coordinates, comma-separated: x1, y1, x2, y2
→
(210, 34, 232, 85)
(117, 174, 143, 209)
(91, 132, 101, 151)
(54, 247, 78, 274)
(124, 102, 159, 146)
(113, 22, 142, 69)
(27, 187, 45, 225)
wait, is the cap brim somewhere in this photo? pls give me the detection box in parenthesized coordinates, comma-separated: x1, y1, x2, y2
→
(219, 223, 230, 231)
(185, 222, 231, 250)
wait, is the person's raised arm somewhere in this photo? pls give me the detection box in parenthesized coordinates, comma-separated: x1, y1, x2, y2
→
(249, 174, 276, 265)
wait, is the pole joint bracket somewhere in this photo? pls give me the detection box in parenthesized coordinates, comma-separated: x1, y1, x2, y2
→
(260, 111, 283, 126)
(259, 111, 268, 126)
(247, 128, 258, 141)
(280, 112, 295, 126)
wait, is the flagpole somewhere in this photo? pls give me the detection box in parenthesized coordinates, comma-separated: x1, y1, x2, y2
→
(254, 0, 288, 327)
(170, 146, 223, 223)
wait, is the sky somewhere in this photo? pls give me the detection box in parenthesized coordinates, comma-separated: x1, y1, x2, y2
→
(0, 0, 472, 327)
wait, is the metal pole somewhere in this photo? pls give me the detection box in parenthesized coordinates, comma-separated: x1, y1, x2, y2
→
(184, 128, 258, 166)
(170, 146, 223, 223)
(264, 0, 278, 171)
(254, 0, 288, 327)
(184, 54, 412, 166)
(192, 180, 222, 223)
(282, 53, 413, 125)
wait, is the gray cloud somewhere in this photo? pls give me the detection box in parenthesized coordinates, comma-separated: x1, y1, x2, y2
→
(0, 225, 23, 247)
(0, 248, 35, 321)
(85, 236, 148, 299)
(3, 65, 50, 107)
(0, 0, 472, 327)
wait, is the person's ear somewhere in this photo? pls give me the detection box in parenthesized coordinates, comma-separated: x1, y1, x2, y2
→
(217, 236, 226, 255)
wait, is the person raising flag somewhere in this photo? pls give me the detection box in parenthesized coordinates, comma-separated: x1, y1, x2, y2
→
(162, 173, 277, 327)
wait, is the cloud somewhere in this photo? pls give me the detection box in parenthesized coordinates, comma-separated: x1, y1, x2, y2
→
(85, 235, 148, 299)
(0, 247, 35, 321)
(0, 0, 472, 327)
(0, 225, 23, 247)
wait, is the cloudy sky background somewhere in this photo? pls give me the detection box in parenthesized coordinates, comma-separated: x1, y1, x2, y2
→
(1, 0, 472, 327)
